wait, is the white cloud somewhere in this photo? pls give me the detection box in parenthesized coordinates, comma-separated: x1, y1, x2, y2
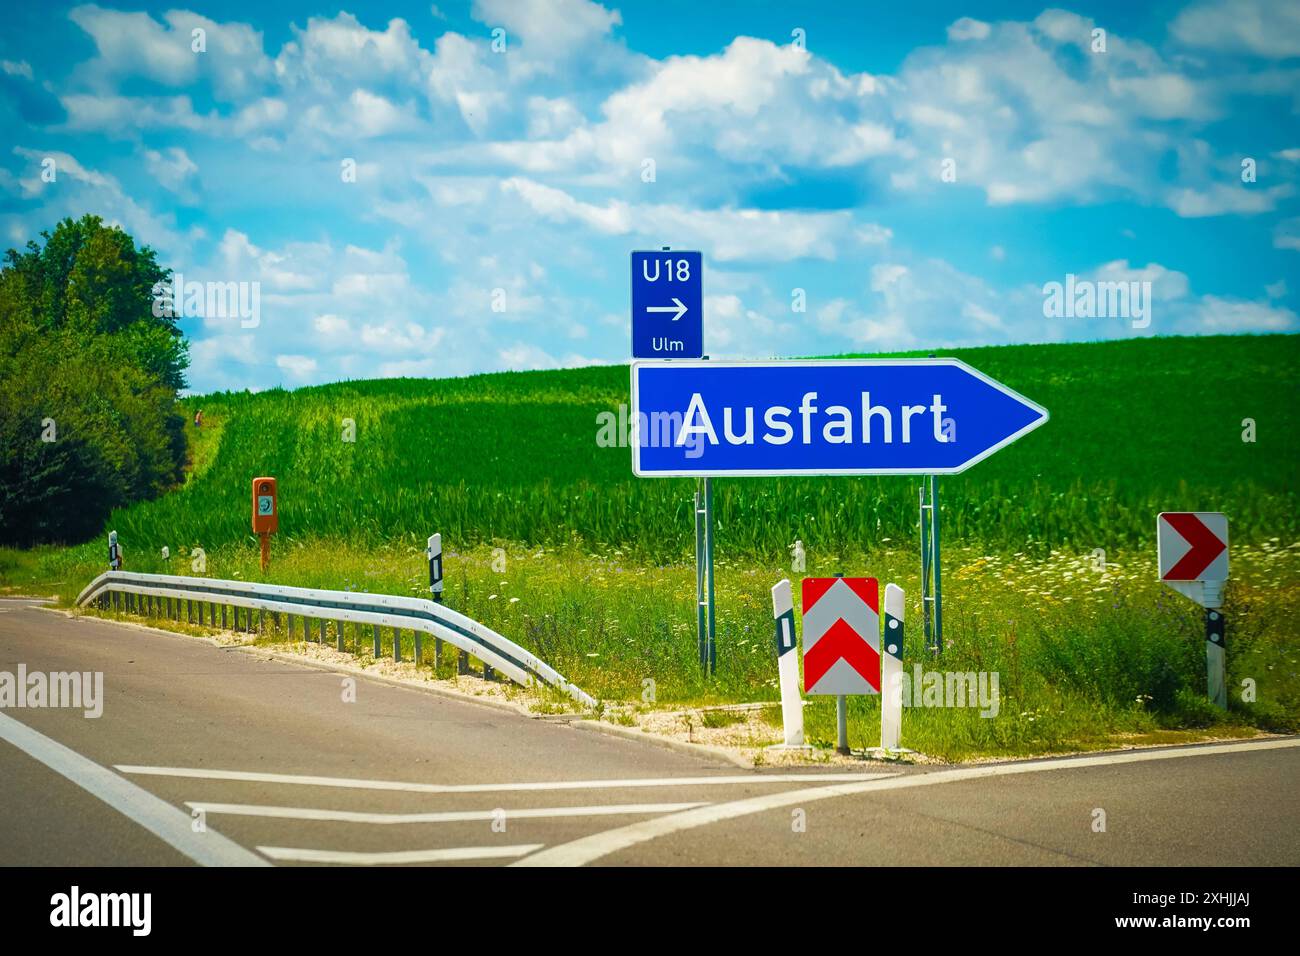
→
(8, 147, 183, 256)
(1274, 217, 1300, 251)
(275, 354, 318, 377)
(891, 11, 1229, 210)
(144, 146, 198, 196)
(1179, 297, 1298, 333)
(471, 0, 621, 61)
(69, 5, 272, 101)
(947, 18, 991, 42)
(1167, 183, 1295, 217)
(1171, 0, 1300, 59)
(501, 176, 873, 261)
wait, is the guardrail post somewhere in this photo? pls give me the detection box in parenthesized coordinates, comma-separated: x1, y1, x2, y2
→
(336, 620, 344, 652)
(394, 628, 401, 663)
(373, 624, 381, 658)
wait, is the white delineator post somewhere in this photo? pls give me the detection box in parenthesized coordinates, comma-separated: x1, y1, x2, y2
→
(427, 533, 443, 668)
(881, 583, 904, 751)
(770, 579, 804, 747)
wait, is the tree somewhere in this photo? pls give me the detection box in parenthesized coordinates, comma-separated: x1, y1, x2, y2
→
(0, 215, 189, 545)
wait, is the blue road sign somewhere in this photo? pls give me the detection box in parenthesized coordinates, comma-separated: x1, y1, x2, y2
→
(631, 250, 703, 359)
(631, 359, 1048, 476)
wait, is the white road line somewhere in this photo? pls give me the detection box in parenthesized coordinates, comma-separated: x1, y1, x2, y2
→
(257, 844, 543, 865)
(188, 800, 707, 824)
(117, 766, 896, 793)
(514, 737, 1300, 867)
(0, 712, 268, 867)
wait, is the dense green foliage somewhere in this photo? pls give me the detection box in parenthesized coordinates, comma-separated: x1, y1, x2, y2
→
(0, 216, 188, 544)
(104, 333, 1295, 561)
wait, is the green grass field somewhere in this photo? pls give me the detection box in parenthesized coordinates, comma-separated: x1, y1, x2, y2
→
(28, 333, 1300, 561)
(4, 334, 1297, 759)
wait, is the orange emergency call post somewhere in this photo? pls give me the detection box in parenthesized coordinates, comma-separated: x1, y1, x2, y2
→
(251, 476, 278, 570)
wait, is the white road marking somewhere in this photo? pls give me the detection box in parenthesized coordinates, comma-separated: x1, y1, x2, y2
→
(514, 737, 1300, 866)
(0, 712, 268, 867)
(188, 800, 706, 824)
(257, 844, 543, 865)
(117, 766, 896, 793)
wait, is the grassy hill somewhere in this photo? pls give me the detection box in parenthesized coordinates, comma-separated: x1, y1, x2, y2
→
(104, 333, 1299, 559)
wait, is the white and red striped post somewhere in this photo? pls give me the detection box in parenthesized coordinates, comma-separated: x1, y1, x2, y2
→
(770, 579, 805, 748)
(881, 583, 904, 751)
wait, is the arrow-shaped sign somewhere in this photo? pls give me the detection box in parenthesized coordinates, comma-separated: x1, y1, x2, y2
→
(804, 617, 881, 692)
(1158, 512, 1229, 582)
(632, 359, 1048, 477)
(646, 297, 687, 321)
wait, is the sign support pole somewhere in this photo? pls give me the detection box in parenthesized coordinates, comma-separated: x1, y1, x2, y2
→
(919, 477, 943, 656)
(931, 475, 943, 655)
(919, 486, 931, 649)
(695, 480, 706, 668)
(836, 695, 849, 755)
(705, 476, 716, 675)
(694, 476, 715, 676)
(1204, 580, 1226, 709)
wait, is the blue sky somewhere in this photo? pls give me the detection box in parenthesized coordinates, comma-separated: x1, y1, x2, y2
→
(2, 0, 1298, 393)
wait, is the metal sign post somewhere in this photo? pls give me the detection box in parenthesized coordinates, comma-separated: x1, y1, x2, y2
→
(920, 476, 943, 656)
(693, 478, 717, 674)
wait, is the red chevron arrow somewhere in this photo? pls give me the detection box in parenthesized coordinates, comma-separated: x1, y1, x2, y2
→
(804, 617, 880, 692)
(1162, 513, 1227, 581)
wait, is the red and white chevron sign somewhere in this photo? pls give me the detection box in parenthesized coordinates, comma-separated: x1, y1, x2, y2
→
(1158, 512, 1229, 582)
(800, 577, 880, 696)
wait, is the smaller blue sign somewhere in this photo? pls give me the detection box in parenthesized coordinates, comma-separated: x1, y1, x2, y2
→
(631, 250, 703, 359)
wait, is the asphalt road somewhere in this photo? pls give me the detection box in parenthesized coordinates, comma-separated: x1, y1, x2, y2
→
(1, 597, 1297, 867)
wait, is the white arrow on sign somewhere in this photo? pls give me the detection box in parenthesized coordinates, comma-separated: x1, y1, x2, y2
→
(646, 298, 687, 321)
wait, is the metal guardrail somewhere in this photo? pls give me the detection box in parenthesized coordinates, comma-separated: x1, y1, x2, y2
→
(76, 571, 596, 708)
